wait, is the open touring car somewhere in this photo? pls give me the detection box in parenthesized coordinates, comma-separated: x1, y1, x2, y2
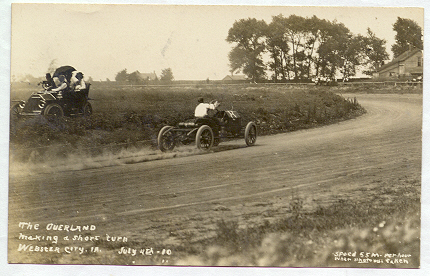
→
(10, 66, 92, 120)
(157, 108, 257, 152)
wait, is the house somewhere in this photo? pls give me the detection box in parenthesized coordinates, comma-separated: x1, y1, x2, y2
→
(136, 71, 157, 81)
(126, 70, 158, 84)
(222, 74, 247, 82)
(375, 48, 423, 78)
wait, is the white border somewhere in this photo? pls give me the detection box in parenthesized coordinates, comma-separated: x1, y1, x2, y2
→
(1, 1, 428, 275)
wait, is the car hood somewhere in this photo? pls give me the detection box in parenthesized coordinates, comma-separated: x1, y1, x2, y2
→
(33, 93, 56, 101)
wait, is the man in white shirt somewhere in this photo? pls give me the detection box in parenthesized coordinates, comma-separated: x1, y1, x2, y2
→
(51, 75, 68, 97)
(194, 97, 219, 117)
(194, 97, 222, 142)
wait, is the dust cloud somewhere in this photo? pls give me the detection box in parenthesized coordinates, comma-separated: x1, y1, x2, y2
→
(9, 146, 202, 177)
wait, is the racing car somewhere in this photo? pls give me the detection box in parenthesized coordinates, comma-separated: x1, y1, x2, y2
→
(157, 106, 257, 152)
(10, 66, 92, 121)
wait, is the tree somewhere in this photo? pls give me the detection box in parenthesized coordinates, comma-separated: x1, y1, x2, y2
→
(267, 15, 291, 81)
(361, 28, 389, 76)
(266, 15, 334, 81)
(115, 69, 128, 82)
(160, 68, 174, 82)
(391, 17, 423, 58)
(226, 18, 268, 82)
(266, 31, 289, 81)
(282, 15, 308, 80)
(128, 71, 141, 84)
(304, 16, 333, 80)
(317, 21, 355, 79)
(340, 35, 365, 80)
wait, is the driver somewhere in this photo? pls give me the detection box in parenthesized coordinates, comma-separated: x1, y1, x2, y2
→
(194, 97, 219, 118)
(194, 97, 222, 136)
(51, 75, 68, 97)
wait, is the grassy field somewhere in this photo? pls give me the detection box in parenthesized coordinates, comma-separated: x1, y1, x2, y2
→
(10, 83, 368, 163)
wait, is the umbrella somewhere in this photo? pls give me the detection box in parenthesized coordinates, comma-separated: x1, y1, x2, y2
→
(53, 66, 76, 82)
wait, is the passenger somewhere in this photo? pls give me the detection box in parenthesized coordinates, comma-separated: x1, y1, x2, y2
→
(70, 72, 86, 91)
(51, 75, 68, 97)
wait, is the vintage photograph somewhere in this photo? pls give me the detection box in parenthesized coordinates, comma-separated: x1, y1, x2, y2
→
(7, 3, 423, 269)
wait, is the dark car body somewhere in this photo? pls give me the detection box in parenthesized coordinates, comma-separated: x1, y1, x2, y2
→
(11, 84, 92, 119)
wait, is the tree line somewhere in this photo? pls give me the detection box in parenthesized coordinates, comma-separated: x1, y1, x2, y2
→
(227, 15, 423, 83)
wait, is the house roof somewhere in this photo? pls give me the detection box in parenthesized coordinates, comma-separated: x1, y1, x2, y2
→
(223, 74, 247, 81)
(135, 71, 157, 80)
(377, 48, 422, 72)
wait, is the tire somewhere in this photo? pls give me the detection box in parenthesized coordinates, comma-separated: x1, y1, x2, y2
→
(196, 125, 214, 151)
(82, 102, 92, 116)
(158, 126, 176, 152)
(244, 121, 257, 146)
(43, 103, 64, 121)
(10, 104, 22, 121)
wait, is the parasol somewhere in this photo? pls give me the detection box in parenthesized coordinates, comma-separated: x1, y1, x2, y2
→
(53, 66, 77, 82)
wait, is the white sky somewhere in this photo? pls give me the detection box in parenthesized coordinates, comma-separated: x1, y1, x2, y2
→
(10, 4, 424, 81)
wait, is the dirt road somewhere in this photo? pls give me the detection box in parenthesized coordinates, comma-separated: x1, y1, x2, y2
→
(8, 93, 422, 264)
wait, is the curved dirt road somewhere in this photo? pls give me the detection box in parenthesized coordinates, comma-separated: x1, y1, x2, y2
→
(8, 93, 422, 263)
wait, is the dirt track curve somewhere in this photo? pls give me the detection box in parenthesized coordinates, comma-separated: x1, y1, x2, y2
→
(8, 93, 422, 262)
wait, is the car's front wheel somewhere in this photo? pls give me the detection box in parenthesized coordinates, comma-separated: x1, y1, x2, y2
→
(196, 125, 214, 151)
(10, 104, 22, 121)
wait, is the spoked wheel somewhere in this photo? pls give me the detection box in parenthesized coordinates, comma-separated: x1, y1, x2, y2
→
(82, 102, 92, 117)
(196, 125, 214, 151)
(43, 103, 64, 122)
(158, 126, 176, 152)
(244, 121, 257, 146)
(10, 104, 22, 121)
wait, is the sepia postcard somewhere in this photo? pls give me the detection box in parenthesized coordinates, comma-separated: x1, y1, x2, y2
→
(4, 2, 427, 274)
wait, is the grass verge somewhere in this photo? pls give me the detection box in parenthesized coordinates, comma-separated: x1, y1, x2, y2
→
(175, 175, 420, 267)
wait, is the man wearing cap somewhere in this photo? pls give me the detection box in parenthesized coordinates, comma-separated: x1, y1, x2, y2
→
(194, 97, 219, 118)
(194, 97, 222, 139)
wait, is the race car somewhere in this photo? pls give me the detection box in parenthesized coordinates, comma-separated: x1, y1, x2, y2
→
(157, 107, 257, 152)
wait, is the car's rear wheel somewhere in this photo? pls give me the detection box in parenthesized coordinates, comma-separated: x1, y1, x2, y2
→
(82, 102, 92, 116)
(158, 126, 176, 152)
(196, 125, 214, 151)
(244, 121, 257, 146)
(43, 103, 64, 121)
